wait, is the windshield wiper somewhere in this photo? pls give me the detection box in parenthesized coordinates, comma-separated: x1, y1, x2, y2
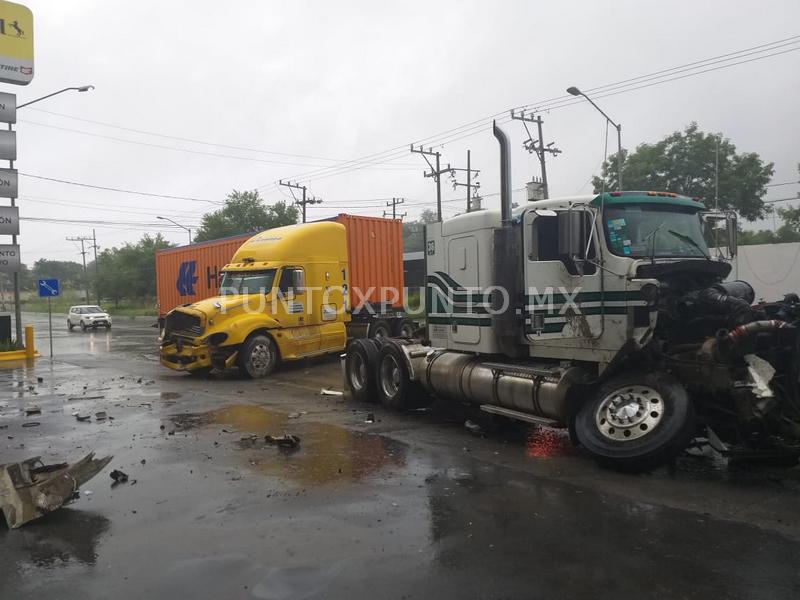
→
(643, 220, 665, 264)
(667, 229, 710, 259)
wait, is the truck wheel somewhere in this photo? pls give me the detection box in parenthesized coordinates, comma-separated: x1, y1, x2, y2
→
(376, 341, 428, 411)
(393, 318, 415, 339)
(345, 339, 380, 403)
(238, 334, 278, 379)
(574, 371, 695, 473)
(368, 319, 391, 339)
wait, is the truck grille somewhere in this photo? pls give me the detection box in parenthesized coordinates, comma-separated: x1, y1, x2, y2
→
(165, 311, 203, 337)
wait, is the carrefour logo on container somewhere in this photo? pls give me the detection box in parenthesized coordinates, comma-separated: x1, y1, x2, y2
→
(176, 261, 198, 296)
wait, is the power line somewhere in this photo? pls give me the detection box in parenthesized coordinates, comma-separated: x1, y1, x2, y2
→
(19, 118, 421, 171)
(19, 173, 222, 204)
(766, 181, 800, 188)
(24, 106, 420, 167)
(267, 35, 800, 187)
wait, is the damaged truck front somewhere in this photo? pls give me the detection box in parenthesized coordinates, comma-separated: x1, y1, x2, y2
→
(345, 123, 800, 472)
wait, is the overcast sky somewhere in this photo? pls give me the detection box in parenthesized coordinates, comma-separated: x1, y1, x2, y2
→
(8, 0, 800, 264)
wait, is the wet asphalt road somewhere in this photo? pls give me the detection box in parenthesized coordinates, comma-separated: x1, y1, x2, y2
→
(2, 313, 800, 599)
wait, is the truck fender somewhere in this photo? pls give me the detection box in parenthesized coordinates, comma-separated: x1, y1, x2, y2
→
(217, 315, 281, 347)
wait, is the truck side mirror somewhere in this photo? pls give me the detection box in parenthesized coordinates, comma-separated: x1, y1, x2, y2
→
(292, 269, 305, 293)
(557, 210, 590, 275)
(727, 213, 738, 257)
(558, 210, 588, 262)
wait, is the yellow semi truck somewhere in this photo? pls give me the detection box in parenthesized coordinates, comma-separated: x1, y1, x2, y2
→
(159, 215, 410, 378)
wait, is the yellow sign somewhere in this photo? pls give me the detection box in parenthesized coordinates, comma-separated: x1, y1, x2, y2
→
(0, 0, 32, 85)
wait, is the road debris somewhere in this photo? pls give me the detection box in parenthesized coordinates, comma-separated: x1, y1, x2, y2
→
(365, 412, 375, 423)
(464, 420, 485, 436)
(0, 452, 112, 529)
(74, 413, 92, 422)
(320, 388, 344, 397)
(95, 411, 108, 421)
(23, 405, 41, 416)
(110, 469, 129, 484)
(67, 395, 106, 401)
(21, 422, 40, 428)
(265, 434, 301, 449)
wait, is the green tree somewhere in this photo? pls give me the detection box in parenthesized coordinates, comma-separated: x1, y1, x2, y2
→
(194, 190, 299, 242)
(30, 259, 85, 289)
(95, 233, 172, 307)
(775, 164, 800, 234)
(593, 123, 774, 221)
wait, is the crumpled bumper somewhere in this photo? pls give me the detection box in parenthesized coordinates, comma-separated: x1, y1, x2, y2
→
(160, 340, 212, 371)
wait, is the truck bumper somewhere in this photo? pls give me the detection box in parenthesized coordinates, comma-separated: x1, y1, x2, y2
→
(160, 341, 213, 372)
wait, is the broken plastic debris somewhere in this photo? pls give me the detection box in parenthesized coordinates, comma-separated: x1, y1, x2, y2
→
(320, 388, 344, 396)
(0, 452, 112, 528)
(365, 413, 375, 423)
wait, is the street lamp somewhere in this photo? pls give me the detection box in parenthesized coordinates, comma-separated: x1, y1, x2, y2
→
(567, 86, 623, 191)
(157, 216, 192, 244)
(17, 85, 94, 109)
(7, 85, 94, 343)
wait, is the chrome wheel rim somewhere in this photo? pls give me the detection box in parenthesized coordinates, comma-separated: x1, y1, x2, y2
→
(380, 355, 401, 398)
(249, 343, 271, 375)
(373, 326, 388, 339)
(595, 385, 664, 441)
(349, 352, 367, 391)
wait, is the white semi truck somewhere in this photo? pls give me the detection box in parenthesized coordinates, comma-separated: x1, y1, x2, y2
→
(344, 123, 800, 472)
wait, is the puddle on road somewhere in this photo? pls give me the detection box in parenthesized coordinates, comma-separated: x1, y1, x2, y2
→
(170, 404, 408, 486)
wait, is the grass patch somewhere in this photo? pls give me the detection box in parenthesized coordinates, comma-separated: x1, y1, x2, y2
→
(0, 338, 23, 351)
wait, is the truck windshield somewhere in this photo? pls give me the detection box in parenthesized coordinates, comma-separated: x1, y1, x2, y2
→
(219, 269, 277, 295)
(603, 204, 709, 259)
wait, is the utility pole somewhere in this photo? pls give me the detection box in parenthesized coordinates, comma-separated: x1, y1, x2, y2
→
(67, 235, 92, 302)
(383, 197, 405, 220)
(92, 229, 99, 305)
(450, 149, 481, 212)
(510, 110, 561, 199)
(279, 180, 321, 223)
(410, 145, 451, 222)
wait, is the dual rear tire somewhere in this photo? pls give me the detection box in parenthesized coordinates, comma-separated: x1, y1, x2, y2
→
(345, 338, 429, 410)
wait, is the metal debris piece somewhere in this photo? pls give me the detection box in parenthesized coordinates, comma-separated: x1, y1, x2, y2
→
(320, 388, 344, 397)
(95, 411, 107, 421)
(23, 405, 41, 416)
(365, 413, 375, 424)
(264, 434, 301, 449)
(74, 413, 91, 422)
(67, 395, 105, 401)
(21, 422, 40, 428)
(0, 452, 112, 529)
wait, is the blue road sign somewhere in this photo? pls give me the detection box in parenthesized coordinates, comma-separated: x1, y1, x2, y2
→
(38, 278, 60, 297)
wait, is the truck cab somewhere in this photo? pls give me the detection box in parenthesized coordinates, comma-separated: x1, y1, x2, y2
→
(160, 221, 350, 377)
(160, 215, 409, 378)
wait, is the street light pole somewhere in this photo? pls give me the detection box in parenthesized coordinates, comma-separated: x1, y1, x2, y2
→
(567, 86, 623, 191)
(17, 85, 94, 109)
(6, 85, 95, 342)
(157, 216, 192, 244)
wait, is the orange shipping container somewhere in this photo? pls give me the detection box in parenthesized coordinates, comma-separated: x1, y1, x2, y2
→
(155, 233, 252, 317)
(332, 214, 405, 310)
(155, 215, 404, 317)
